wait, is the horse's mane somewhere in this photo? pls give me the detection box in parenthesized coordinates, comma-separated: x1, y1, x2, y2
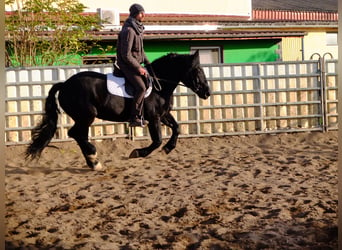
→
(152, 52, 198, 68)
(153, 53, 181, 64)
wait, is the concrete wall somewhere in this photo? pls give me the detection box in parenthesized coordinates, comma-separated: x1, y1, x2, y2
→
(303, 31, 338, 60)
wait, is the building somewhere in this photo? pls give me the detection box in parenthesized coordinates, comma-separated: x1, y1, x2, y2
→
(82, 0, 337, 65)
(252, 0, 338, 61)
(5, 0, 338, 65)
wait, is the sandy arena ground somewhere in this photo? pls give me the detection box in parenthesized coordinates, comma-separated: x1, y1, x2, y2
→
(5, 131, 338, 249)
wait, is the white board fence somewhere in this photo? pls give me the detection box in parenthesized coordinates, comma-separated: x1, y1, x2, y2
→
(5, 60, 338, 145)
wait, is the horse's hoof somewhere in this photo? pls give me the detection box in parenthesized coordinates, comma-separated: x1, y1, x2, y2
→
(162, 146, 172, 154)
(93, 162, 105, 171)
(129, 149, 140, 158)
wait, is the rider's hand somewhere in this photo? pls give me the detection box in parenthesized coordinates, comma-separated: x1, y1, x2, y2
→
(139, 67, 148, 76)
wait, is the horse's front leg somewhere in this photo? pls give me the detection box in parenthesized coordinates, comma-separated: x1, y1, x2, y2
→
(161, 112, 179, 154)
(129, 117, 162, 158)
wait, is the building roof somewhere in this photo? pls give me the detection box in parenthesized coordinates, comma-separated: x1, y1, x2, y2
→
(5, 0, 338, 43)
(124, 12, 338, 26)
(252, 9, 338, 21)
(89, 30, 306, 41)
(252, 0, 337, 12)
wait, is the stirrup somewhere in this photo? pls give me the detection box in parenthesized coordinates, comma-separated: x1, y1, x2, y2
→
(129, 117, 149, 127)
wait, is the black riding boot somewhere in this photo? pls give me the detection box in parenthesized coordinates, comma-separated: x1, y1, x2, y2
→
(128, 77, 148, 127)
(129, 102, 148, 127)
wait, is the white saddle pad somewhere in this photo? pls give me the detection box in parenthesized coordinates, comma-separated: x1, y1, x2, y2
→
(107, 73, 152, 98)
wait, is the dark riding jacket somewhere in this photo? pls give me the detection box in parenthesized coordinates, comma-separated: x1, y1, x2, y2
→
(116, 19, 150, 74)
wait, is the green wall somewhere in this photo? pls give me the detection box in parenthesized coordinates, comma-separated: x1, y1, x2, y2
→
(90, 39, 280, 64)
(144, 39, 280, 63)
(223, 39, 281, 63)
(7, 38, 281, 66)
(144, 41, 189, 62)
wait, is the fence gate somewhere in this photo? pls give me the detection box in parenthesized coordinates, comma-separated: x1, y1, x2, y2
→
(322, 57, 338, 131)
(5, 60, 338, 145)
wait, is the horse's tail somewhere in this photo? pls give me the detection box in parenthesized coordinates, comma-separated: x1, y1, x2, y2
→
(26, 82, 64, 160)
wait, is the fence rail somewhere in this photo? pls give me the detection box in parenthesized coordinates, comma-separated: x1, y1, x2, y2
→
(5, 59, 338, 145)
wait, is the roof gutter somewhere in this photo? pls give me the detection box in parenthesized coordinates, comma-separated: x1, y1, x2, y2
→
(90, 31, 306, 41)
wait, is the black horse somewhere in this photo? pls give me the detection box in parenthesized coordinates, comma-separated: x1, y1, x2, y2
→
(26, 51, 211, 170)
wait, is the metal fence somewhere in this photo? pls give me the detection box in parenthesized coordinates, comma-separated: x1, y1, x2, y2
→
(5, 59, 338, 145)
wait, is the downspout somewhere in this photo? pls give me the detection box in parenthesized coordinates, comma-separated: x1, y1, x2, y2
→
(301, 37, 304, 60)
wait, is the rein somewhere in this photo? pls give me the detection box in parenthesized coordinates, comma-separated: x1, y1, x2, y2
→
(149, 67, 194, 91)
(148, 63, 199, 92)
(151, 76, 186, 89)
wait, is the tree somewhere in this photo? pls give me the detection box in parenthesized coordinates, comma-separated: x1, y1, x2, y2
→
(5, 0, 100, 67)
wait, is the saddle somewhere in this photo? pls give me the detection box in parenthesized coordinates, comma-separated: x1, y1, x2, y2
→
(107, 61, 152, 98)
(113, 61, 149, 96)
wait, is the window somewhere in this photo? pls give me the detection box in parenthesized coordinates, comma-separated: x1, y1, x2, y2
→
(326, 33, 337, 46)
(191, 46, 222, 64)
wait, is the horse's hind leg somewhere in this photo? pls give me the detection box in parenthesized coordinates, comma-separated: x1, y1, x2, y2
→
(68, 121, 103, 171)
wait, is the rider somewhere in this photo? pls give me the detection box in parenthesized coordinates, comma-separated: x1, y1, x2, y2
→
(116, 3, 150, 127)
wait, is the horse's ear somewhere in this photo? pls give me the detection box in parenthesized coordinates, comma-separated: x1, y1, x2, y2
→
(192, 50, 200, 67)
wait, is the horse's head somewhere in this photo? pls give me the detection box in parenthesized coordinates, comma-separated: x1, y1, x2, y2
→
(181, 50, 211, 99)
(151, 51, 211, 99)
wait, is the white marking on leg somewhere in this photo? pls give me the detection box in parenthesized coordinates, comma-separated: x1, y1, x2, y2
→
(93, 162, 104, 171)
(87, 153, 104, 171)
